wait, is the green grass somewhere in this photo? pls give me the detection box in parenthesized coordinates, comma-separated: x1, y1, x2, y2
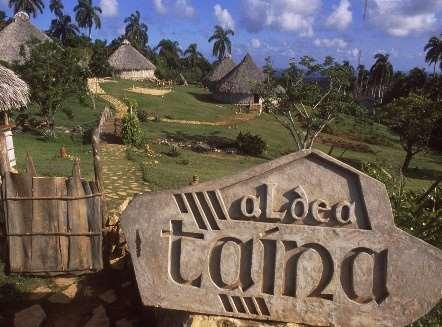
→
(101, 80, 237, 122)
(12, 96, 106, 179)
(91, 81, 442, 192)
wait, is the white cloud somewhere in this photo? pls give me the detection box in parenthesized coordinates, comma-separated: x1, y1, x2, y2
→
(251, 38, 261, 48)
(153, 0, 167, 14)
(175, 0, 195, 18)
(326, 0, 352, 30)
(241, 0, 321, 37)
(100, 0, 118, 17)
(314, 37, 348, 49)
(214, 4, 235, 30)
(370, 0, 442, 36)
(153, 0, 196, 18)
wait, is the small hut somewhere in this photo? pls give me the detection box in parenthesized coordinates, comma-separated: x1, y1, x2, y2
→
(213, 54, 265, 106)
(0, 12, 50, 64)
(108, 40, 156, 80)
(204, 57, 236, 91)
(0, 65, 30, 167)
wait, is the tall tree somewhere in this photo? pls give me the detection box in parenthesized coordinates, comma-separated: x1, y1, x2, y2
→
(369, 53, 393, 103)
(17, 41, 87, 134)
(208, 25, 234, 61)
(154, 39, 183, 69)
(49, 14, 79, 45)
(356, 64, 369, 96)
(74, 0, 102, 39)
(263, 56, 275, 83)
(8, 0, 44, 17)
(184, 43, 203, 67)
(124, 11, 148, 51)
(49, 0, 64, 17)
(383, 94, 441, 173)
(424, 34, 442, 74)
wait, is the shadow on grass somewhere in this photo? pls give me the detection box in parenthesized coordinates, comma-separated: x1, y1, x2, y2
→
(406, 167, 442, 181)
(163, 131, 236, 149)
(188, 92, 221, 105)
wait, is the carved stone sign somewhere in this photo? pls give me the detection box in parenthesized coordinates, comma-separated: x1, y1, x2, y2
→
(121, 150, 442, 326)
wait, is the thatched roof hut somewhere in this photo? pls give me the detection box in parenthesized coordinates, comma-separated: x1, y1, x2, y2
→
(108, 40, 156, 80)
(213, 54, 265, 105)
(205, 57, 236, 89)
(0, 12, 50, 64)
(0, 64, 29, 112)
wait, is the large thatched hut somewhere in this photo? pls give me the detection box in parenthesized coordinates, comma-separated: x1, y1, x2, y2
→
(0, 12, 50, 64)
(0, 64, 30, 167)
(213, 54, 265, 106)
(204, 57, 236, 91)
(108, 40, 156, 80)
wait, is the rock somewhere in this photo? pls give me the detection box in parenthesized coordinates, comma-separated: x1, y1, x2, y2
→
(29, 285, 51, 300)
(48, 282, 78, 303)
(98, 289, 117, 304)
(53, 277, 77, 288)
(14, 305, 46, 327)
(110, 256, 125, 271)
(83, 286, 94, 297)
(115, 318, 133, 327)
(84, 306, 109, 327)
(121, 149, 442, 327)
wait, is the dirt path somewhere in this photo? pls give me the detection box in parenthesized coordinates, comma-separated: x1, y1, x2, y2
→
(127, 86, 172, 96)
(88, 78, 128, 119)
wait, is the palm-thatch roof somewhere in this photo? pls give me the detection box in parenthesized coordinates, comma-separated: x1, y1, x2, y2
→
(0, 12, 50, 64)
(0, 64, 29, 112)
(108, 40, 156, 72)
(205, 57, 236, 85)
(215, 54, 265, 95)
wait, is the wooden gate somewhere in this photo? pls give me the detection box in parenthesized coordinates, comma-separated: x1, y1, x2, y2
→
(0, 108, 113, 274)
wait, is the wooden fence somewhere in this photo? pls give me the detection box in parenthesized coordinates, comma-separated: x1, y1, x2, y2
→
(0, 107, 114, 274)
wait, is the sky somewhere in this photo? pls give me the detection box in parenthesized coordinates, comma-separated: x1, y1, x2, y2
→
(1, 0, 441, 71)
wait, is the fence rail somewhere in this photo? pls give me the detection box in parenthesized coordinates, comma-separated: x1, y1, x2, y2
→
(0, 107, 114, 275)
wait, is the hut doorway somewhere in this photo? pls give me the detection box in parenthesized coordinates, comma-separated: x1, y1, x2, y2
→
(253, 94, 260, 104)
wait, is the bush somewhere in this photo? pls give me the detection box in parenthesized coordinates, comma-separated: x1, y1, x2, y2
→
(137, 108, 149, 122)
(236, 132, 266, 156)
(166, 144, 181, 157)
(122, 112, 144, 147)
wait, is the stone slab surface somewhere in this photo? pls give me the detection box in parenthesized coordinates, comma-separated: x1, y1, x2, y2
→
(121, 150, 442, 327)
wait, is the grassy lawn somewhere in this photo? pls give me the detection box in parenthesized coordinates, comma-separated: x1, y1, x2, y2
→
(100, 80, 237, 122)
(137, 111, 441, 191)
(12, 96, 107, 179)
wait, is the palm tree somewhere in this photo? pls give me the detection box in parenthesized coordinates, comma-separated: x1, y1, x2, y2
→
(184, 43, 203, 67)
(74, 0, 102, 39)
(49, 14, 79, 45)
(208, 25, 234, 61)
(369, 53, 393, 103)
(8, 0, 44, 17)
(424, 34, 442, 75)
(356, 64, 369, 96)
(154, 39, 183, 69)
(49, 0, 64, 17)
(124, 11, 148, 51)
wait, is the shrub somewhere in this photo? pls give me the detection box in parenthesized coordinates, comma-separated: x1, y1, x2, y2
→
(137, 108, 149, 122)
(236, 132, 266, 156)
(166, 144, 181, 157)
(122, 112, 143, 147)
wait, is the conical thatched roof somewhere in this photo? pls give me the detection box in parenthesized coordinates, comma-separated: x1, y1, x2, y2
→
(0, 12, 50, 64)
(205, 57, 236, 84)
(215, 54, 265, 94)
(0, 64, 29, 112)
(108, 40, 156, 72)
